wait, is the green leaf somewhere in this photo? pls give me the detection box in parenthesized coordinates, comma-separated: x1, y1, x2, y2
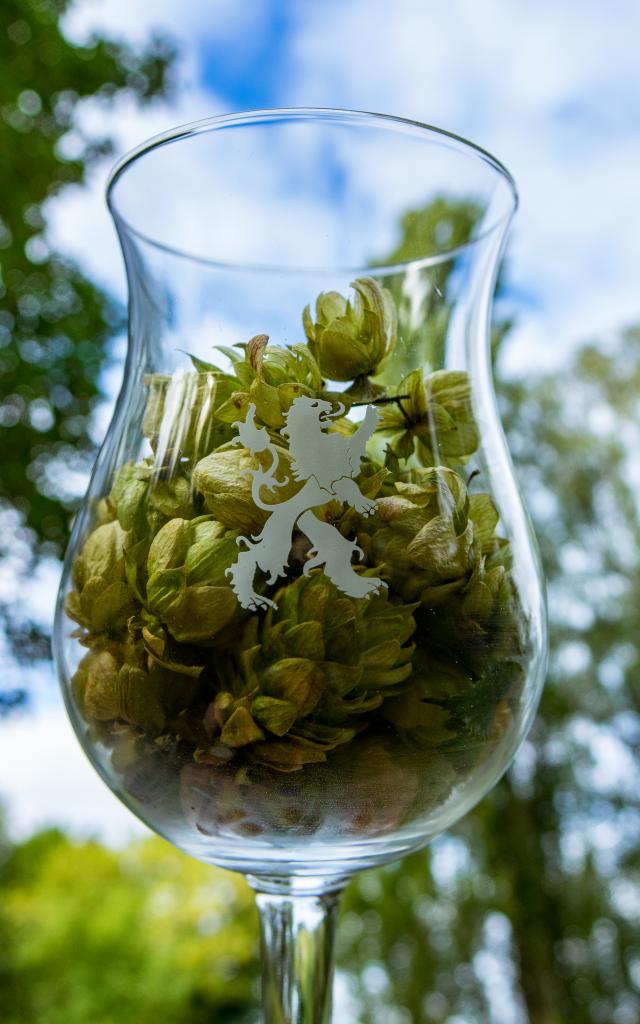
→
(442, 660, 521, 741)
(187, 353, 221, 372)
(215, 344, 247, 364)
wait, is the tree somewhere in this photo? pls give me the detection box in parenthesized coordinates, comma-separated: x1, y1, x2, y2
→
(337, 329, 640, 1023)
(0, 828, 258, 1023)
(373, 198, 514, 374)
(0, 0, 174, 690)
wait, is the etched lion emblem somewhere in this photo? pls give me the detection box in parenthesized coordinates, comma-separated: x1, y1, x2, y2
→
(226, 395, 386, 610)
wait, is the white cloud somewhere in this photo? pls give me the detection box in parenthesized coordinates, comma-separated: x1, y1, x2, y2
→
(46, 82, 230, 298)
(49, 0, 640, 372)
(51, 0, 277, 294)
(285, 0, 640, 367)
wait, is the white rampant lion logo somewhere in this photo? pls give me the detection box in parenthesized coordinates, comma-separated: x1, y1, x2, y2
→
(226, 395, 387, 610)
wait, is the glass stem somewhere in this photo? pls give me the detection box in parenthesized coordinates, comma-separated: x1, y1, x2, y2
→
(252, 880, 344, 1024)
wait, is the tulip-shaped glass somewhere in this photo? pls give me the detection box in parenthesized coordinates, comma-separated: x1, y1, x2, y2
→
(54, 109, 547, 1023)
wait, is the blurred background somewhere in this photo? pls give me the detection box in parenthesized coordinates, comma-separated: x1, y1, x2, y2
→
(1, 1, 639, 1022)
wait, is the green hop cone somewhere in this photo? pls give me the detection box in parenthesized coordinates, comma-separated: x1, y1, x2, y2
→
(303, 276, 397, 383)
(193, 333, 323, 392)
(143, 330, 322, 468)
(357, 467, 477, 605)
(199, 572, 417, 771)
(199, 335, 324, 431)
(423, 550, 524, 678)
(192, 445, 299, 535)
(143, 370, 237, 462)
(377, 369, 480, 463)
(143, 515, 241, 645)
(71, 639, 200, 739)
(65, 520, 138, 634)
(357, 467, 523, 676)
(108, 459, 200, 606)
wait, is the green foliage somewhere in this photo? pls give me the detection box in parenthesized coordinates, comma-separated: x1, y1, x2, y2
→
(372, 197, 513, 372)
(377, 197, 481, 268)
(0, 830, 258, 1024)
(336, 328, 640, 1023)
(0, 0, 174, 664)
(339, 850, 489, 1022)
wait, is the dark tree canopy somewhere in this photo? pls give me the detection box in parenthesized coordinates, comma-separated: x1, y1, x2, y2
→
(0, 0, 174, 549)
(338, 328, 640, 1023)
(0, 0, 174, 674)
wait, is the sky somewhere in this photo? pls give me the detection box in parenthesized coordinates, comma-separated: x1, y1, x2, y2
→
(2, 0, 640, 843)
(53, 0, 640, 368)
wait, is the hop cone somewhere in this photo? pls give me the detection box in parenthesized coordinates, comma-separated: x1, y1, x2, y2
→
(65, 520, 138, 635)
(192, 444, 299, 536)
(141, 515, 241, 645)
(199, 335, 325, 432)
(70, 637, 201, 741)
(202, 572, 417, 771)
(357, 466, 508, 614)
(376, 369, 479, 463)
(357, 467, 522, 678)
(67, 480, 243, 655)
(303, 277, 397, 382)
(357, 467, 477, 605)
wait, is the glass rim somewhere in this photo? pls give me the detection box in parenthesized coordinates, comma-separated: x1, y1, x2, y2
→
(106, 106, 519, 276)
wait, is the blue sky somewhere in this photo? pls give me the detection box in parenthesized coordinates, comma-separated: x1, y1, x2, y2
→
(2, 0, 640, 844)
(51, 0, 640, 373)
(198, 6, 295, 109)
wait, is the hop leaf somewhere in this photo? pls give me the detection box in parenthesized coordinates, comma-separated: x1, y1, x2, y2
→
(439, 660, 521, 741)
